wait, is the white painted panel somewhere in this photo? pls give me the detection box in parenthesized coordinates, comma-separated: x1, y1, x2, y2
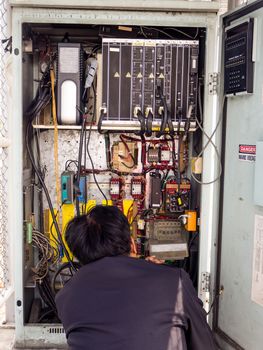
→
(218, 7, 263, 349)
(254, 142, 263, 206)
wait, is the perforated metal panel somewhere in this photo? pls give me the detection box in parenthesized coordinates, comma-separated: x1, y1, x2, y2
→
(39, 130, 140, 207)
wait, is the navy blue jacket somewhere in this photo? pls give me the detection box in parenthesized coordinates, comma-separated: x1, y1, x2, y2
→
(56, 255, 216, 350)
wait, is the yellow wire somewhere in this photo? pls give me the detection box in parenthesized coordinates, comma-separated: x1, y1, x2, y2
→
(50, 69, 61, 211)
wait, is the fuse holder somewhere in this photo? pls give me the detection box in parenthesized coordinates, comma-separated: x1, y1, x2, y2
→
(185, 210, 197, 231)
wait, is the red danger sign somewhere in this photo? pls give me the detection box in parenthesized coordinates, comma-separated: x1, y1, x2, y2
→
(239, 144, 256, 162)
(239, 145, 256, 154)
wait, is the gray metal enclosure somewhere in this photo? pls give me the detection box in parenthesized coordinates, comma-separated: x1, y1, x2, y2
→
(9, 0, 224, 348)
(214, 3, 263, 349)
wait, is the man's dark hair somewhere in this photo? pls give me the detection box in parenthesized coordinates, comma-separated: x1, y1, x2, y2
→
(65, 205, 131, 264)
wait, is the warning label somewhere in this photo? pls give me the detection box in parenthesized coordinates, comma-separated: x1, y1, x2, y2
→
(239, 144, 256, 162)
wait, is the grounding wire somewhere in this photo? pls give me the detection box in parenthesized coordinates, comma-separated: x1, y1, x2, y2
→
(191, 93, 225, 185)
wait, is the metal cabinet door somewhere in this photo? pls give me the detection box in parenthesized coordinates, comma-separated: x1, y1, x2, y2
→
(214, 1, 263, 349)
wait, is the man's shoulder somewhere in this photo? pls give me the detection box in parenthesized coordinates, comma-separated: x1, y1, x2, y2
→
(55, 256, 183, 301)
(131, 257, 181, 273)
(66, 256, 183, 279)
(114, 256, 183, 281)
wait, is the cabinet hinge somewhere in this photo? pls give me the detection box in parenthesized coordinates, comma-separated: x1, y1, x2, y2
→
(201, 272, 210, 293)
(208, 73, 219, 95)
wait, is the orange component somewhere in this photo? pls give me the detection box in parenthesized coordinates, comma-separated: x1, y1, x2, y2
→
(185, 210, 197, 232)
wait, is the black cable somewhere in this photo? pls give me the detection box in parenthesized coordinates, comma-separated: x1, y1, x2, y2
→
(38, 184, 44, 234)
(25, 63, 75, 270)
(206, 293, 221, 315)
(35, 129, 42, 173)
(82, 87, 88, 103)
(41, 277, 57, 312)
(183, 105, 193, 142)
(141, 26, 174, 39)
(65, 160, 78, 170)
(83, 83, 96, 211)
(37, 277, 57, 314)
(26, 119, 74, 268)
(24, 60, 74, 313)
(86, 107, 108, 204)
(37, 282, 55, 312)
(49, 200, 67, 247)
(167, 110, 174, 136)
(34, 131, 45, 233)
(92, 83, 97, 118)
(161, 169, 170, 189)
(52, 262, 81, 294)
(119, 135, 136, 169)
(87, 145, 108, 204)
(188, 231, 198, 249)
(37, 309, 55, 323)
(156, 87, 168, 138)
(98, 110, 107, 134)
(25, 60, 54, 117)
(75, 115, 86, 216)
(104, 133, 111, 169)
(120, 159, 135, 169)
(164, 27, 199, 40)
(181, 229, 199, 271)
(83, 128, 87, 214)
(135, 110, 146, 136)
(145, 110, 153, 137)
(198, 81, 203, 124)
(156, 85, 173, 137)
(177, 137, 182, 188)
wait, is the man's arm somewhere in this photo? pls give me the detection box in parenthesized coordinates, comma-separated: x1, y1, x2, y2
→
(180, 269, 217, 350)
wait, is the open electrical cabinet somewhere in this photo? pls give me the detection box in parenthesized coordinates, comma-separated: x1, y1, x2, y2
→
(8, 0, 263, 349)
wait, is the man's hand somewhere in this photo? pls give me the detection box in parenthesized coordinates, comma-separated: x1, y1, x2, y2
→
(145, 256, 165, 264)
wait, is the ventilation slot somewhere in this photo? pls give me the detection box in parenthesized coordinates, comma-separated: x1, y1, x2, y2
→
(47, 327, 65, 334)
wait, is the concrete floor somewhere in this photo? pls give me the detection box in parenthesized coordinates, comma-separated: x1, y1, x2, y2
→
(0, 327, 62, 350)
(0, 327, 14, 350)
(0, 306, 61, 350)
(0, 327, 65, 350)
(0, 304, 14, 349)
(0, 302, 62, 350)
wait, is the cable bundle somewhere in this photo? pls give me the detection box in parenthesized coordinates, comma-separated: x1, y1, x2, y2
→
(31, 229, 59, 282)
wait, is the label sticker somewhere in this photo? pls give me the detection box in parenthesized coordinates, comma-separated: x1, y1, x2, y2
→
(251, 215, 263, 306)
(110, 47, 120, 52)
(151, 243, 187, 253)
(59, 47, 79, 74)
(238, 144, 256, 162)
